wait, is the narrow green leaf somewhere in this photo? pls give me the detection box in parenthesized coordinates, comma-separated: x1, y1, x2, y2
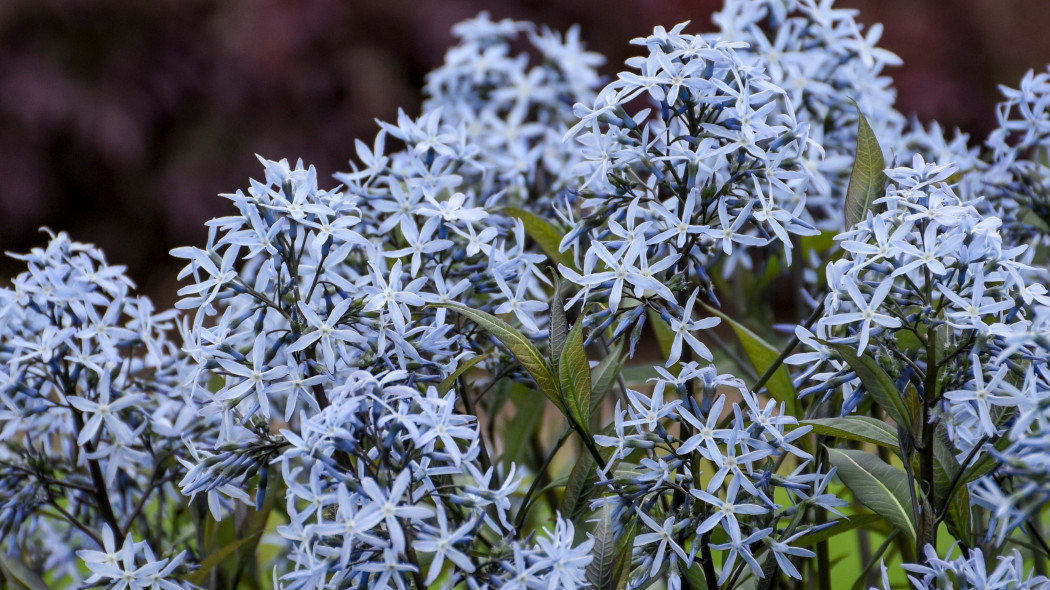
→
(560, 450, 597, 523)
(850, 529, 899, 590)
(827, 342, 911, 432)
(931, 436, 960, 506)
(918, 494, 938, 548)
(792, 513, 883, 548)
(904, 384, 923, 431)
(560, 433, 616, 524)
(929, 434, 973, 544)
(183, 532, 261, 586)
(826, 447, 917, 541)
(504, 206, 577, 271)
(587, 505, 619, 590)
(613, 523, 639, 590)
(559, 319, 592, 433)
(438, 353, 490, 395)
(0, 556, 48, 590)
(590, 340, 624, 411)
(432, 302, 564, 415)
(757, 534, 784, 590)
(549, 275, 569, 369)
(701, 302, 798, 414)
(844, 105, 887, 230)
(800, 416, 899, 449)
(500, 384, 546, 470)
(684, 562, 711, 590)
(945, 486, 973, 546)
(237, 467, 282, 590)
(961, 453, 996, 486)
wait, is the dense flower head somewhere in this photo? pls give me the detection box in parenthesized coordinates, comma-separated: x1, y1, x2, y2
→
(164, 19, 613, 584)
(790, 155, 1046, 410)
(555, 20, 820, 364)
(172, 148, 552, 447)
(875, 544, 1050, 590)
(988, 66, 1050, 159)
(169, 143, 567, 584)
(968, 314, 1050, 545)
(423, 12, 605, 205)
(790, 154, 1050, 546)
(979, 66, 1050, 252)
(592, 361, 843, 589)
(709, 0, 905, 230)
(0, 231, 195, 586)
(270, 369, 592, 589)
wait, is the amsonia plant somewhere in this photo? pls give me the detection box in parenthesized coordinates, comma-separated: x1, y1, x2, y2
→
(1, 2, 1049, 590)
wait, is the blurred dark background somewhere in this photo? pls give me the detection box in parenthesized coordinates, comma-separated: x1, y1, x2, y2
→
(2, 0, 1048, 304)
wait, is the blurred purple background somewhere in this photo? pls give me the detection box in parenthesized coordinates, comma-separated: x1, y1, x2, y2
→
(2, 0, 1048, 303)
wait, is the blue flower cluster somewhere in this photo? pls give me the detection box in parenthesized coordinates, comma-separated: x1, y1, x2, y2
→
(709, 0, 992, 297)
(593, 363, 845, 589)
(0, 231, 195, 587)
(555, 18, 822, 364)
(422, 12, 604, 205)
(876, 544, 1049, 589)
(787, 131, 1050, 587)
(167, 12, 610, 588)
(981, 66, 1050, 252)
(709, 0, 903, 230)
(3, 2, 1050, 589)
(792, 153, 1045, 384)
(272, 370, 591, 588)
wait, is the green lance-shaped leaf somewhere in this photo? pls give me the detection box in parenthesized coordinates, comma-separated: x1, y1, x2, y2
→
(684, 563, 711, 590)
(559, 319, 592, 435)
(549, 273, 569, 369)
(945, 486, 974, 546)
(561, 450, 595, 523)
(503, 206, 577, 271)
(930, 434, 973, 544)
(560, 448, 600, 524)
(588, 499, 617, 587)
(0, 555, 49, 590)
(827, 447, 917, 541)
(560, 425, 617, 524)
(611, 519, 639, 590)
(587, 513, 640, 590)
(958, 435, 1012, 486)
(701, 302, 798, 415)
(590, 339, 625, 412)
(431, 302, 564, 415)
(844, 105, 887, 230)
(791, 513, 884, 548)
(183, 532, 262, 586)
(826, 342, 912, 432)
(904, 384, 923, 433)
(237, 463, 283, 589)
(931, 435, 960, 507)
(438, 353, 490, 395)
(500, 384, 547, 470)
(800, 416, 899, 449)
